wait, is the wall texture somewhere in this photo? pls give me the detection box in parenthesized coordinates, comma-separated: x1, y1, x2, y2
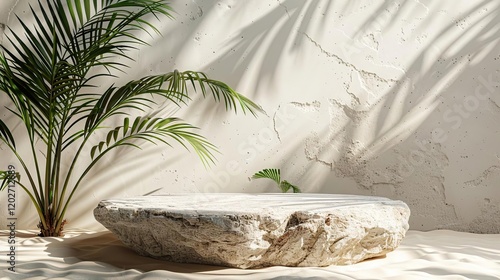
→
(1, 0, 499, 233)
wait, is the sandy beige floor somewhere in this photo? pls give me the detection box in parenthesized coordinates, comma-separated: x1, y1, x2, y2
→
(1, 229, 499, 279)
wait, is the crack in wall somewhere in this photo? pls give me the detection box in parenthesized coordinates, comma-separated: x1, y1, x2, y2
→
(303, 32, 399, 85)
(290, 101, 321, 110)
(332, 27, 407, 75)
(273, 101, 321, 143)
(273, 108, 283, 143)
(345, 88, 361, 106)
(464, 166, 500, 187)
(343, 72, 362, 106)
(304, 135, 334, 170)
(307, 155, 334, 170)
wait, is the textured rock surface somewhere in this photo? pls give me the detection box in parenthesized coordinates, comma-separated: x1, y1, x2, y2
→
(94, 193, 410, 268)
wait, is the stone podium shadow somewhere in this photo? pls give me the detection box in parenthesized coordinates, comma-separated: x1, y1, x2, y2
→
(41, 229, 388, 278)
(44, 231, 229, 273)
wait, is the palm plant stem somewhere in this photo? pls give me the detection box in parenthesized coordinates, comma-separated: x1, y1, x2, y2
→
(3, 140, 46, 228)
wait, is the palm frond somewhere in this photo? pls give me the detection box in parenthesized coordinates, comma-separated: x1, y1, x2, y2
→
(252, 168, 301, 193)
(280, 181, 301, 193)
(252, 168, 281, 185)
(0, 172, 11, 191)
(89, 116, 217, 166)
(68, 0, 174, 77)
(83, 70, 261, 136)
(0, 119, 15, 148)
(83, 76, 187, 134)
(179, 71, 262, 116)
(0, 170, 20, 191)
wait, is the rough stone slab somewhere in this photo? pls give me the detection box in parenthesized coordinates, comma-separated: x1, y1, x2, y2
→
(94, 193, 410, 268)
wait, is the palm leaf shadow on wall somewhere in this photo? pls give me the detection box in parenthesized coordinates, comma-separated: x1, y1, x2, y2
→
(167, 0, 499, 232)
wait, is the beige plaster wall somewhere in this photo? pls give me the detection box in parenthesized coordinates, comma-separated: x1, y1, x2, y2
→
(1, 0, 499, 233)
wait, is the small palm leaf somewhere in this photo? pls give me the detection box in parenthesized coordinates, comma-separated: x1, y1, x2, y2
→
(252, 169, 302, 193)
(252, 168, 281, 185)
(0, 171, 20, 191)
(0, 171, 10, 191)
(280, 181, 301, 193)
(0, 119, 16, 148)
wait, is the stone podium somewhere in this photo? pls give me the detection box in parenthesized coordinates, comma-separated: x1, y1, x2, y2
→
(94, 193, 410, 268)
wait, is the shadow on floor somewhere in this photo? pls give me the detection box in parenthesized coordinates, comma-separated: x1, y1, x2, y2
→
(43, 230, 231, 273)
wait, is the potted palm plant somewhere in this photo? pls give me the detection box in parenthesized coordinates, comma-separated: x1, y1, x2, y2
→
(0, 0, 260, 237)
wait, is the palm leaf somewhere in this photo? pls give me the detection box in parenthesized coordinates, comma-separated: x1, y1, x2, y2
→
(89, 116, 217, 166)
(83, 71, 261, 136)
(180, 71, 261, 116)
(0, 172, 11, 191)
(280, 181, 301, 193)
(252, 169, 301, 193)
(83, 77, 185, 134)
(252, 168, 281, 185)
(0, 119, 15, 148)
(68, 0, 173, 75)
(0, 171, 20, 191)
